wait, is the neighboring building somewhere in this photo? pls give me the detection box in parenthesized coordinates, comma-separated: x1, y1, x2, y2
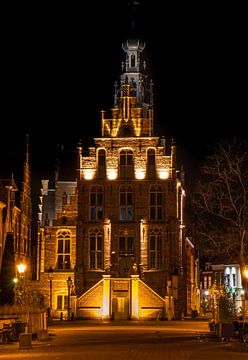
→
(36, 36, 199, 320)
(201, 262, 245, 316)
(36, 179, 77, 319)
(0, 142, 32, 304)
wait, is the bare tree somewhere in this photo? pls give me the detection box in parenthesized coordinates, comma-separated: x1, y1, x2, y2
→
(193, 138, 248, 292)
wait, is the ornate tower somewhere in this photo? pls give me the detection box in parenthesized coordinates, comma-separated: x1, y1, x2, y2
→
(76, 36, 187, 319)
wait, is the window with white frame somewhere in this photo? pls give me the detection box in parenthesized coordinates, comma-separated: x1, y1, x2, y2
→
(57, 230, 71, 270)
(57, 295, 68, 310)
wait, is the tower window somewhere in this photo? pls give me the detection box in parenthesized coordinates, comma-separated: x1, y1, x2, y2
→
(119, 185, 133, 221)
(120, 150, 134, 179)
(98, 149, 106, 179)
(89, 229, 103, 269)
(90, 186, 103, 221)
(149, 228, 162, 269)
(149, 185, 163, 221)
(131, 54, 135, 67)
(57, 230, 71, 270)
(147, 149, 156, 179)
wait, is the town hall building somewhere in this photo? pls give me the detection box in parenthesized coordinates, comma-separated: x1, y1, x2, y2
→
(35, 36, 199, 320)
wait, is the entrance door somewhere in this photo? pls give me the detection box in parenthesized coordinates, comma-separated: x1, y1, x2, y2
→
(112, 297, 129, 319)
(119, 257, 133, 278)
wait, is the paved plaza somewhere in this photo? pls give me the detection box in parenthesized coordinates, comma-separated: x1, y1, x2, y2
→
(0, 320, 247, 360)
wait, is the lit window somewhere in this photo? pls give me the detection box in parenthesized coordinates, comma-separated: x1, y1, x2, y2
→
(119, 185, 133, 221)
(90, 186, 103, 221)
(149, 228, 162, 269)
(149, 185, 163, 221)
(89, 229, 103, 269)
(57, 230, 71, 270)
(57, 295, 68, 310)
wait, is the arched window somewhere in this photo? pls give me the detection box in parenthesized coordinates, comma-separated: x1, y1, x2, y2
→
(119, 230, 134, 255)
(57, 230, 71, 270)
(149, 185, 163, 221)
(119, 185, 133, 221)
(90, 186, 103, 221)
(89, 229, 103, 269)
(98, 149, 106, 178)
(131, 54, 135, 67)
(119, 149, 134, 179)
(147, 148, 156, 179)
(149, 228, 162, 269)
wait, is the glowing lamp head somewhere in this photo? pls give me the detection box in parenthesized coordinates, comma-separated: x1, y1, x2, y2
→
(17, 263, 26, 274)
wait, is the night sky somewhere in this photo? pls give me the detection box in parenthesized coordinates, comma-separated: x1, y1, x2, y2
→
(1, 1, 247, 191)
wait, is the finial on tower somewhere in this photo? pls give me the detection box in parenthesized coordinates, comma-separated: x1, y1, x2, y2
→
(128, 0, 140, 37)
(26, 133, 29, 163)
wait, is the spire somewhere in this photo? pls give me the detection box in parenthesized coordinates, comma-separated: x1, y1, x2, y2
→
(26, 133, 29, 164)
(21, 134, 31, 218)
(128, 0, 141, 38)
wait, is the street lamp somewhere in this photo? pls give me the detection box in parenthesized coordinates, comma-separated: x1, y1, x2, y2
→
(48, 267, 54, 324)
(67, 276, 72, 321)
(16, 262, 26, 303)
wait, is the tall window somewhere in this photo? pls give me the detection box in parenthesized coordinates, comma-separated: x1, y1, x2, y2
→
(90, 186, 103, 221)
(57, 295, 68, 310)
(120, 149, 134, 179)
(57, 230, 71, 269)
(149, 228, 162, 269)
(147, 148, 156, 179)
(89, 229, 103, 269)
(149, 185, 163, 221)
(98, 149, 106, 178)
(119, 185, 133, 221)
(119, 231, 134, 255)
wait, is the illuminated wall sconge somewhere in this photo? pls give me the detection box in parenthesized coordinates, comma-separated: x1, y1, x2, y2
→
(83, 169, 95, 180)
(135, 169, 145, 179)
(158, 169, 169, 179)
(107, 168, 118, 180)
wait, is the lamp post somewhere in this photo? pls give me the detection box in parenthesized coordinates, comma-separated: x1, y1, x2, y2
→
(48, 267, 54, 324)
(16, 263, 26, 304)
(67, 276, 72, 321)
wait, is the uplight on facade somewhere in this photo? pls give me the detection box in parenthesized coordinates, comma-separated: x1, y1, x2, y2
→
(158, 169, 169, 179)
(107, 168, 118, 180)
(135, 169, 145, 179)
(83, 169, 95, 180)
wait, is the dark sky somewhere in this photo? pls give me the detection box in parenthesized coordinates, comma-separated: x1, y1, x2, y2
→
(1, 1, 247, 189)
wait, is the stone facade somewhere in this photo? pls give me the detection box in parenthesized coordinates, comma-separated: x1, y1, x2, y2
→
(35, 36, 199, 319)
(0, 141, 32, 305)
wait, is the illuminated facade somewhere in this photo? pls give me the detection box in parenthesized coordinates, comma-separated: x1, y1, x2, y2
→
(35, 37, 199, 320)
(76, 38, 190, 319)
